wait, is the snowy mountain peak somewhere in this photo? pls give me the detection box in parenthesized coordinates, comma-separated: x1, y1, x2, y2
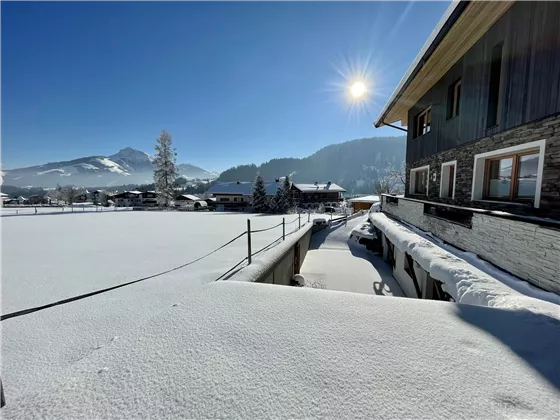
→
(110, 147, 153, 164)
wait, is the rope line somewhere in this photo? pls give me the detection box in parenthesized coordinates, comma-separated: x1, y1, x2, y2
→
(251, 236, 283, 258)
(215, 257, 248, 281)
(251, 222, 283, 234)
(1, 230, 248, 321)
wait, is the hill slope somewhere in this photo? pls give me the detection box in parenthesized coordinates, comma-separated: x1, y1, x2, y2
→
(2, 148, 218, 187)
(218, 136, 406, 194)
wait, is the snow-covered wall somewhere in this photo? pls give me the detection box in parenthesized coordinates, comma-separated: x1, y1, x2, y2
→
(371, 212, 560, 318)
(228, 224, 313, 285)
(382, 197, 560, 294)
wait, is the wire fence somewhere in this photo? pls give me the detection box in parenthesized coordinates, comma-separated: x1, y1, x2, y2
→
(1, 213, 315, 321)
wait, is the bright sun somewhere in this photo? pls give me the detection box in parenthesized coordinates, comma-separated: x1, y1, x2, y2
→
(350, 81, 366, 98)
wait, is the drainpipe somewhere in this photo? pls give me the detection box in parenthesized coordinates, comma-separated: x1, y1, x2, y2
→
(377, 121, 408, 133)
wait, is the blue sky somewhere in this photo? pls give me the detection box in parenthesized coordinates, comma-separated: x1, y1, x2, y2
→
(2, 1, 449, 172)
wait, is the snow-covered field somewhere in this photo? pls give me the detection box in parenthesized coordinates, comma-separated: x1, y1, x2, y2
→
(1, 204, 129, 217)
(1, 210, 310, 406)
(2, 211, 559, 418)
(2, 211, 309, 313)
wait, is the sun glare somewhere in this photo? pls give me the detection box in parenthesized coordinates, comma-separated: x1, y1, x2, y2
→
(350, 81, 366, 99)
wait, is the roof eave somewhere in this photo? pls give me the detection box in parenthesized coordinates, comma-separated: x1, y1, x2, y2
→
(373, 1, 469, 128)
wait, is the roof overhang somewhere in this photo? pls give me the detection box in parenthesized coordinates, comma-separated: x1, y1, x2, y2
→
(374, 0, 514, 128)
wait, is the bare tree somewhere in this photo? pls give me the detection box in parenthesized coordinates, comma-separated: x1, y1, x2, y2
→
(373, 178, 392, 196)
(98, 190, 108, 206)
(386, 161, 406, 190)
(62, 186, 78, 206)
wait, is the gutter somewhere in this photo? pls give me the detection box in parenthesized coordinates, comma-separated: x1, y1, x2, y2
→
(374, 1, 470, 129)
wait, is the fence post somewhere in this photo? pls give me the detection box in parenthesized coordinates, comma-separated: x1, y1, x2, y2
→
(282, 218, 285, 240)
(298, 212, 301, 230)
(1, 377, 5, 408)
(308, 212, 310, 223)
(247, 219, 252, 265)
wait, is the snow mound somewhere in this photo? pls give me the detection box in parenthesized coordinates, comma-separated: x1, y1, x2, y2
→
(2, 282, 559, 419)
(370, 213, 560, 318)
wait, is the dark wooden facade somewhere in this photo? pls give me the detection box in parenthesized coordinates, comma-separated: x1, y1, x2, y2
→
(407, 1, 560, 164)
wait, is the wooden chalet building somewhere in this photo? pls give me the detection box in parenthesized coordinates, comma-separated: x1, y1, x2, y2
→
(206, 181, 283, 210)
(291, 182, 345, 209)
(374, 1, 560, 294)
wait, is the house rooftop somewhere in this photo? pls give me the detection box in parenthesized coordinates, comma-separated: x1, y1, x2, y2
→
(346, 195, 380, 203)
(293, 183, 345, 193)
(374, 1, 513, 128)
(176, 194, 200, 201)
(207, 181, 281, 196)
(5, 281, 558, 419)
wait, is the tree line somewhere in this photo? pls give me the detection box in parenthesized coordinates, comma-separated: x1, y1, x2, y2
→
(251, 175, 294, 214)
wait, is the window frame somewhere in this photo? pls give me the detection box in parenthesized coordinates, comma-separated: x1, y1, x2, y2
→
(414, 106, 432, 139)
(486, 43, 504, 129)
(447, 80, 461, 120)
(482, 150, 540, 202)
(409, 165, 430, 196)
(471, 140, 546, 208)
(439, 160, 457, 199)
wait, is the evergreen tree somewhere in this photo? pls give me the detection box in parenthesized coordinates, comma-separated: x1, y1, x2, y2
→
(251, 174, 268, 213)
(282, 176, 294, 211)
(272, 185, 285, 214)
(153, 130, 178, 206)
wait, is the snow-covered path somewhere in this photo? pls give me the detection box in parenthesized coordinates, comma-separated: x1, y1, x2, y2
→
(300, 216, 404, 296)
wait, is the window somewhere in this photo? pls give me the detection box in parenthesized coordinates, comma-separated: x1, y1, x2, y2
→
(410, 166, 429, 195)
(220, 197, 230, 202)
(471, 140, 546, 208)
(414, 107, 431, 138)
(447, 80, 461, 119)
(486, 43, 503, 128)
(484, 151, 539, 201)
(440, 161, 457, 199)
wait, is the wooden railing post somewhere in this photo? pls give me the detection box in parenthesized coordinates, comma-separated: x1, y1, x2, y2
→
(247, 219, 252, 265)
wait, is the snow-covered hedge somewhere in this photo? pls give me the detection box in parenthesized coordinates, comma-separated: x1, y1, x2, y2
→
(370, 213, 560, 319)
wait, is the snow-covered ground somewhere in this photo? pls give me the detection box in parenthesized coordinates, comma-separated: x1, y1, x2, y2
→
(1, 204, 129, 216)
(2, 211, 308, 313)
(300, 216, 404, 296)
(2, 211, 559, 418)
(1, 211, 313, 406)
(2, 281, 559, 419)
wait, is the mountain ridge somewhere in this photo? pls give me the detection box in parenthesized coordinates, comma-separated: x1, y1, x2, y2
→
(2, 148, 219, 187)
(218, 136, 406, 194)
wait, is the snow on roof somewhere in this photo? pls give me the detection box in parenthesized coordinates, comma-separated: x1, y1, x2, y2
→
(370, 212, 560, 318)
(346, 195, 380, 203)
(127, 190, 142, 195)
(207, 181, 281, 196)
(293, 183, 346, 192)
(4, 281, 559, 419)
(176, 194, 200, 201)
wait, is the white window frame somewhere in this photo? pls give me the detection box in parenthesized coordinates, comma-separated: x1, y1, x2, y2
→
(410, 165, 430, 196)
(471, 139, 546, 208)
(439, 160, 457, 199)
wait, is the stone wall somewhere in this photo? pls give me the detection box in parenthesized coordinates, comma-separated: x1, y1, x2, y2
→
(382, 196, 560, 294)
(405, 113, 560, 219)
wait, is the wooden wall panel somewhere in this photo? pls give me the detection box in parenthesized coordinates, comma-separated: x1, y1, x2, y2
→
(407, 1, 560, 164)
